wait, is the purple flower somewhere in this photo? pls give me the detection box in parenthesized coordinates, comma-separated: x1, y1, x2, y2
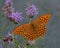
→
(9, 12, 23, 23)
(3, 0, 14, 17)
(26, 4, 38, 16)
(3, 0, 23, 23)
(5, 0, 13, 6)
(3, 6, 14, 17)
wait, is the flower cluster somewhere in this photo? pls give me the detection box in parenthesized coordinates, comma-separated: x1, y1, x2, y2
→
(26, 4, 38, 18)
(5, 0, 13, 6)
(3, 0, 14, 17)
(3, 34, 14, 44)
(3, 0, 23, 23)
(3, 0, 38, 23)
(9, 12, 23, 23)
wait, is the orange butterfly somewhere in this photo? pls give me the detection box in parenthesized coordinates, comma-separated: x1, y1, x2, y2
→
(13, 13, 51, 41)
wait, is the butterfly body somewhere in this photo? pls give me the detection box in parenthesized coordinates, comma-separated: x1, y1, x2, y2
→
(13, 13, 51, 40)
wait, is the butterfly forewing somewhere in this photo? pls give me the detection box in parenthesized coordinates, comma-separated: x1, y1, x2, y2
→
(33, 13, 51, 26)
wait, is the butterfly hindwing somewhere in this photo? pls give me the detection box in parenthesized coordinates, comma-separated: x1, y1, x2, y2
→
(34, 26, 47, 38)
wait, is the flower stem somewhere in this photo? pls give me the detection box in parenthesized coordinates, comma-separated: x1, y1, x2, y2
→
(15, 38, 24, 48)
(29, 18, 32, 24)
(13, 24, 17, 44)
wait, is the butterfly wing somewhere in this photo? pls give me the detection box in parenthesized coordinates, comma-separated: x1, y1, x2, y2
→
(13, 24, 30, 36)
(13, 24, 35, 38)
(32, 26, 47, 39)
(33, 13, 51, 26)
(29, 13, 51, 39)
(13, 24, 37, 40)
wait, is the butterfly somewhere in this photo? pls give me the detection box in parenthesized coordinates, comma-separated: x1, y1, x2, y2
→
(13, 13, 51, 41)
